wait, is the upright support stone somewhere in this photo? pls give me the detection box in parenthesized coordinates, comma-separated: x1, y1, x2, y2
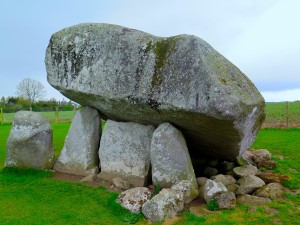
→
(98, 120, 155, 187)
(150, 123, 198, 193)
(54, 107, 101, 176)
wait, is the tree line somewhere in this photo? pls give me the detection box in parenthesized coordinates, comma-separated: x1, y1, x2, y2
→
(1, 77, 77, 113)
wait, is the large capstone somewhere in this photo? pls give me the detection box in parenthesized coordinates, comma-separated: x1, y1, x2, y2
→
(45, 23, 265, 160)
(54, 107, 101, 176)
(98, 120, 155, 187)
(5, 111, 54, 169)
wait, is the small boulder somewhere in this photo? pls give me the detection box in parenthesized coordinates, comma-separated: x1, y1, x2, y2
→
(150, 123, 198, 193)
(257, 160, 277, 170)
(236, 194, 271, 206)
(113, 177, 131, 190)
(204, 167, 218, 177)
(5, 111, 54, 169)
(215, 192, 236, 209)
(142, 188, 184, 222)
(236, 175, 265, 195)
(236, 154, 254, 166)
(233, 165, 258, 177)
(251, 149, 272, 165)
(171, 180, 199, 204)
(221, 161, 236, 172)
(117, 187, 151, 213)
(200, 179, 227, 202)
(98, 120, 155, 187)
(197, 177, 208, 186)
(54, 107, 101, 176)
(211, 174, 236, 187)
(253, 183, 286, 199)
(226, 183, 239, 195)
(257, 170, 289, 184)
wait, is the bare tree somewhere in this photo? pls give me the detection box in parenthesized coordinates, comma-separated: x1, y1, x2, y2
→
(16, 78, 46, 103)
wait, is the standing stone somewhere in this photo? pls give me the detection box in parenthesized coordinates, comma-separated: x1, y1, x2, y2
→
(98, 120, 155, 187)
(6, 111, 54, 169)
(54, 107, 101, 176)
(150, 123, 198, 193)
(45, 23, 265, 161)
(142, 188, 184, 222)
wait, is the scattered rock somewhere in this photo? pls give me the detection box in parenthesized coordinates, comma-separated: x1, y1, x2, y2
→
(211, 174, 236, 187)
(233, 165, 258, 177)
(236, 175, 265, 195)
(54, 107, 101, 176)
(236, 194, 271, 205)
(5, 111, 54, 169)
(199, 179, 227, 202)
(150, 123, 198, 193)
(142, 188, 184, 222)
(226, 183, 239, 195)
(236, 154, 254, 166)
(80, 174, 96, 182)
(46, 23, 265, 161)
(113, 177, 131, 190)
(117, 187, 151, 213)
(257, 170, 289, 184)
(197, 177, 208, 186)
(98, 120, 155, 187)
(221, 161, 236, 172)
(251, 149, 272, 164)
(204, 167, 218, 177)
(215, 192, 236, 209)
(253, 183, 286, 199)
(257, 160, 277, 170)
(171, 180, 199, 204)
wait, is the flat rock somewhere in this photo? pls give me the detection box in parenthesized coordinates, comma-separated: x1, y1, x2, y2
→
(253, 183, 286, 199)
(45, 23, 265, 161)
(98, 120, 155, 187)
(150, 123, 198, 192)
(236, 194, 271, 206)
(6, 111, 54, 169)
(54, 107, 101, 176)
(236, 175, 265, 195)
(142, 188, 184, 222)
(233, 165, 258, 177)
(171, 180, 199, 204)
(257, 170, 289, 184)
(117, 187, 151, 213)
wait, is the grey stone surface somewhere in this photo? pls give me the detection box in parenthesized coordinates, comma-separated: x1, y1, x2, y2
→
(233, 165, 258, 177)
(253, 183, 286, 199)
(236, 175, 265, 195)
(98, 120, 155, 186)
(199, 179, 227, 202)
(45, 23, 265, 161)
(171, 180, 199, 204)
(6, 111, 54, 169)
(211, 174, 236, 187)
(215, 192, 236, 209)
(142, 188, 184, 222)
(150, 123, 198, 193)
(236, 194, 271, 206)
(197, 177, 208, 186)
(117, 187, 151, 213)
(113, 177, 130, 190)
(54, 107, 101, 176)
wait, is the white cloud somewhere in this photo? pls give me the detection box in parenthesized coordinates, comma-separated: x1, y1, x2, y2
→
(262, 88, 300, 102)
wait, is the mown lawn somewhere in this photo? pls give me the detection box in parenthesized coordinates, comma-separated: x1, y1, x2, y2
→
(0, 123, 299, 224)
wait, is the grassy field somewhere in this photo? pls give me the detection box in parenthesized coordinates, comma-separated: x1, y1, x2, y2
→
(0, 123, 299, 224)
(265, 101, 300, 124)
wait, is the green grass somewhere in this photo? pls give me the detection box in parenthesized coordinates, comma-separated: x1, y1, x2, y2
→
(2, 111, 75, 124)
(265, 101, 300, 123)
(0, 123, 299, 224)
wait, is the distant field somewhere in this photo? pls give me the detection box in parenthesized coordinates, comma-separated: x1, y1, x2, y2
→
(1, 101, 300, 127)
(2, 111, 76, 124)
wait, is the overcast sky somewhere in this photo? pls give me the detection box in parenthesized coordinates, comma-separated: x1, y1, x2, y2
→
(1, 0, 299, 102)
